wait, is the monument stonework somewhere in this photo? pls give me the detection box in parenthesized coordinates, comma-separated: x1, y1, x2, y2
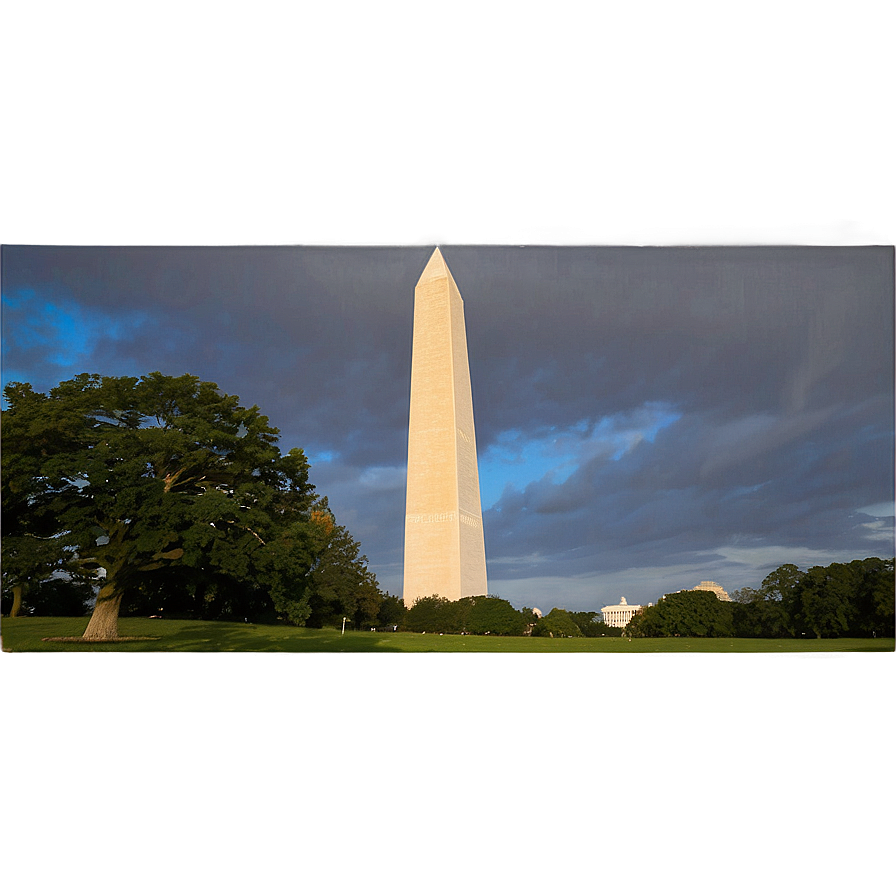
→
(403, 248, 488, 606)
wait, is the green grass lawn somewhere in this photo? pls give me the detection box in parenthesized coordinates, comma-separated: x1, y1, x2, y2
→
(2, 616, 893, 652)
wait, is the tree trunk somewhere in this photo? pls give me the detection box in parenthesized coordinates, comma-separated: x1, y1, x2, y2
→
(81, 582, 123, 640)
(10, 584, 25, 617)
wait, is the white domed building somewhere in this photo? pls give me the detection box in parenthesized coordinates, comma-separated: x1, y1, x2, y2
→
(600, 596, 642, 629)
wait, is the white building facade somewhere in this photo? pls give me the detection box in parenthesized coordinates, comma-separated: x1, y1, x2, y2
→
(695, 581, 731, 601)
(601, 596, 642, 629)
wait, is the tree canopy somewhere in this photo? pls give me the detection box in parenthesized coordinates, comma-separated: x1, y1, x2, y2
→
(531, 608, 583, 638)
(303, 502, 386, 629)
(568, 610, 620, 637)
(624, 561, 894, 639)
(0, 372, 386, 638)
(625, 590, 735, 637)
(786, 558, 894, 638)
(402, 594, 530, 635)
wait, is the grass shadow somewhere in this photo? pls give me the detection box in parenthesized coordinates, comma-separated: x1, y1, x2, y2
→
(144, 621, 406, 652)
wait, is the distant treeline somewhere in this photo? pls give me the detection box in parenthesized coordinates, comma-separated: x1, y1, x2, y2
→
(402, 557, 894, 640)
(401, 595, 619, 637)
(6, 556, 891, 641)
(627, 558, 894, 639)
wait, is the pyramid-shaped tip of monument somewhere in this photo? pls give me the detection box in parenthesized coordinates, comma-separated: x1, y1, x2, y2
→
(417, 247, 452, 284)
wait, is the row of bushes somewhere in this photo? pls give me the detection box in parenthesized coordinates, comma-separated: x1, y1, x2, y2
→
(401, 595, 619, 637)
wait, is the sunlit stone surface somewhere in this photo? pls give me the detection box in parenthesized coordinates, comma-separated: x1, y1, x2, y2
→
(403, 248, 488, 606)
(695, 580, 731, 601)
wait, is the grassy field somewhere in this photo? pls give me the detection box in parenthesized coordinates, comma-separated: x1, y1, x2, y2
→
(2, 616, 893, 652)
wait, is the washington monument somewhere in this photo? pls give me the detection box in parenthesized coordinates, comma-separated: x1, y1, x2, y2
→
(403, 248, 488, 606)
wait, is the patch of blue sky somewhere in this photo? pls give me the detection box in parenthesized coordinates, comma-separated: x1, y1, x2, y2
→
(479, 402, 681, 509)
(2, 290, 149, 383)
(0, 367, 30, 390)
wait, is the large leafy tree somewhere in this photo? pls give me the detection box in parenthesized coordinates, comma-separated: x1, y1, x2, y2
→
(845, 557, 894, 636)
(761, 563, 806, 600)
(402, 594, 470, 633)
(756, 558, 894, 638)
(401, 594, 528, 635)
(761, 563, 805, 630)
(401, 595, 466, 633)
(730, 594, 790, 638)
(625, 590, 734, 637)
(786, 558, 894, 638)
(568, 610, 620, 637)
(376, 593, 407, 629)
(303, 503, 385, 629)
(791, 563, 856, 638)
(1, 373, 318, 639)
(466, 595, 527, 635)
(532, 608, 583, 638)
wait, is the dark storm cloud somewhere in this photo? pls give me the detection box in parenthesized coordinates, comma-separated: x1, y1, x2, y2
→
(2, 244, 893, 605)
(1, 246, 431, 465)
(2, 2, 894, 243)
(485, 394, 891, 580)
(454, 247, 893, 433)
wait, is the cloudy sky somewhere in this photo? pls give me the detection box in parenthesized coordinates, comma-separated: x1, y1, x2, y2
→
(0, 2, 894, 609)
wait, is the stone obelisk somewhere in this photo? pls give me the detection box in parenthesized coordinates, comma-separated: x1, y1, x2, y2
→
(403, 248, 487, 606)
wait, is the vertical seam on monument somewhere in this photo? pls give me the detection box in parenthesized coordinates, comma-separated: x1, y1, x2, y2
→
(448, 265, 462, 597)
